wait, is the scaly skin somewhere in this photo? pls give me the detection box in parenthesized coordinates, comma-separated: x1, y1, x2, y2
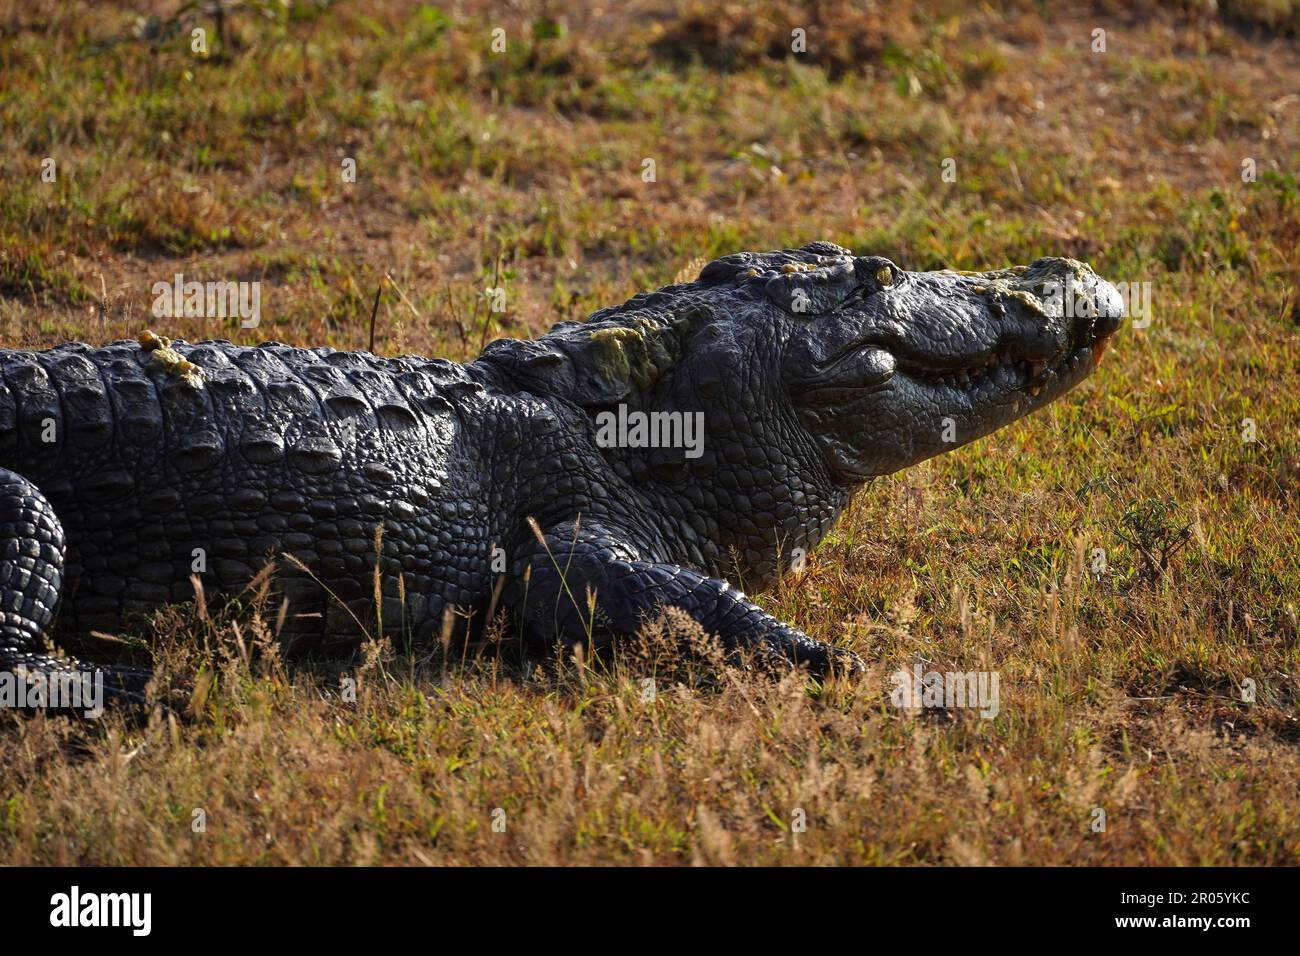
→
(0, 243, 1123, 703)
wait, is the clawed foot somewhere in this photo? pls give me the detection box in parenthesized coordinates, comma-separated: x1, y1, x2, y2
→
(746, 634, 866, 679)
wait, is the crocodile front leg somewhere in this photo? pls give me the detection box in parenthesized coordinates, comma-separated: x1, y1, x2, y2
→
(508, 521, 863, 677)
(0, 468, 150, 711)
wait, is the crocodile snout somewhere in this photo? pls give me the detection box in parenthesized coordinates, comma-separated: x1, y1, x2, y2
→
(1067, 270, 1124, 366)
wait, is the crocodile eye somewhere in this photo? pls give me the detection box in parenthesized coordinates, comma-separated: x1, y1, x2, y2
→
(875, 265, 894, 287)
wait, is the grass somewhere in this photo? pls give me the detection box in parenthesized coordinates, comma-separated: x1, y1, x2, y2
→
(1, 0, 1298, 864)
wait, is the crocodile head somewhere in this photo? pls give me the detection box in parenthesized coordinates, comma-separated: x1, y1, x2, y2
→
(479, 241, 1123, 584)
(713, 242, 1124, 482)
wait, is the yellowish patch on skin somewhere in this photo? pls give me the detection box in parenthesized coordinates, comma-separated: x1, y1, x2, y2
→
(138, 329, 168, 351)
(589, 326, 653, 389)
(1006, 260, 1092, 318)
(972, 280, 1049, 317)
(587, 322, 683, 391)
(138, 328, 204, 388)
(588, 327, 642, 344)
(1005, 288, 1048, 315)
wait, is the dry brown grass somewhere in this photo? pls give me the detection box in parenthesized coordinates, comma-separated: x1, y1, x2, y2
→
(1, 0, 1298, 864)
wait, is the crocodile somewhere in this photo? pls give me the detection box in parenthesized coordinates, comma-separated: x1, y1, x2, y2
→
(0, 242, 1123, 705)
